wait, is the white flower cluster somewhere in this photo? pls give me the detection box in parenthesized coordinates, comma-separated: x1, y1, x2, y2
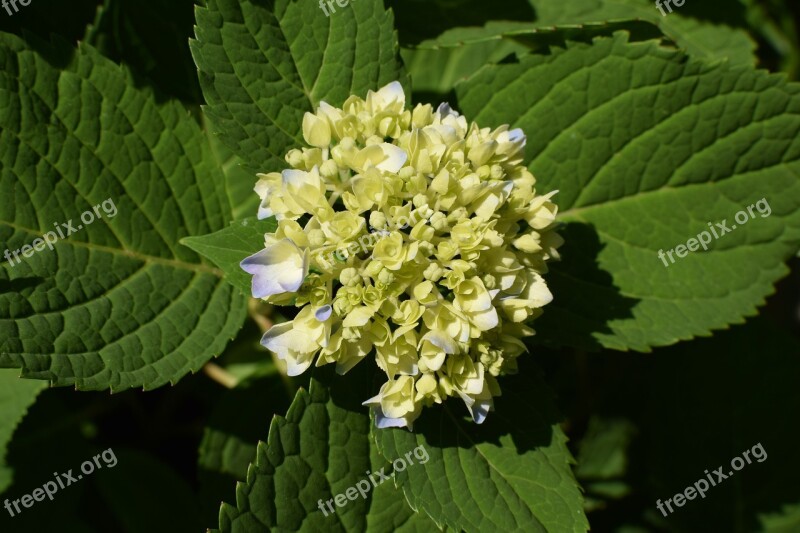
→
(241, 82, 562, 429)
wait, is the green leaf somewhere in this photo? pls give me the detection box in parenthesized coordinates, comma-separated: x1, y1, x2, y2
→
(214, 366, 437, 532)
(403, 39, 526, 101)
(760, 503, 800, 533)
(373, 360, 588, 533)
(412, 20, 661, 48)
(528, 0, 757, 66)
(182, 217, 278, 296)
(0, 33, 247, 391)
(205, 123, 261, 221)
(0, 370, 46, 494)
(457, 33, 800, 351)
(738, 0, 799, 78)
(575, 417, 636, 483)
(574, 417, 635, 510)
(191, 0, 409, 176)
(404, 20, 661, 100)
(365, 440, 442, 533)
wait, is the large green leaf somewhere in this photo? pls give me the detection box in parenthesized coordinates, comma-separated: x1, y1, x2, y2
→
(373, 360, 588, 533)
(214, 367, 436, 532)
(365, 440, 440, 533)
(205, 122, 261, 221)
(404, 20, 661, 100)
(0, 370, 46, 494)
(0, 33, 247, 391)
(456, 33, 800, 351)
(528, 0, 757, 66)
(403, 38, 526, 102)
(401, 0, 754, 100)
(191, 0, 409, 177)
(411, 20, 661, 48)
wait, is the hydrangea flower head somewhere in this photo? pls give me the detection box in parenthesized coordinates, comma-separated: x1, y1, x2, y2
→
(241, 81, 562, 429)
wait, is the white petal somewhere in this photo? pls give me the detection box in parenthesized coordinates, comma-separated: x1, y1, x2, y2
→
(262, 323, 314, 353)
(375, 410, 411, 429)
(421, 330, 458, 354)
(522, 273, 554, 306)
(257, 200, 273, 220)
(375, 143, 408, 173)
(471, 307, 499, 331)
(456, 388, 491, 423)
(469, 398, 492, 424)
(260, 322, 294, 357)
(240, 239, 308, 298)
(362, 392, 383, 407)
(260, 324, 317, 377)
(436, 102, 459, 118)
(376, 81, 405, 107)
(318, 101, 341, 121)
(508, 128, 525, 143)
(282, 168, 308, 187)
(315, 305, 333, 322)
(284, 357, 315, 376)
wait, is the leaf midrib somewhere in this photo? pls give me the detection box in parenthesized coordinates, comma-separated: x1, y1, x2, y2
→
(1, 220, 223, 277)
